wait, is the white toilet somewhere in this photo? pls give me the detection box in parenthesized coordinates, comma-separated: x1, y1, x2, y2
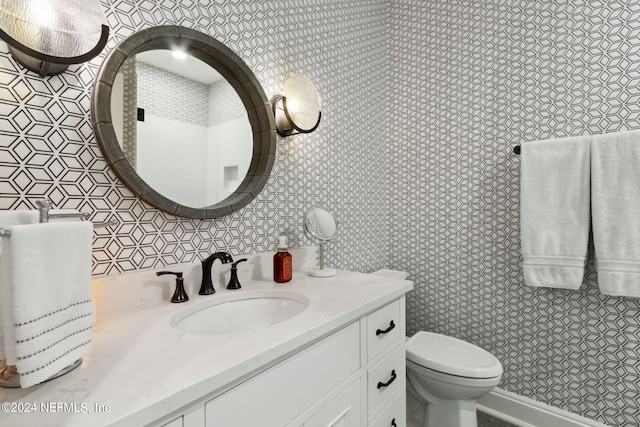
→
(406, 331, 503, 427)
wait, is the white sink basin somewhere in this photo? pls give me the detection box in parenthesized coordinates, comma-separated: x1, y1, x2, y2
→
(170, 290, 310, 335)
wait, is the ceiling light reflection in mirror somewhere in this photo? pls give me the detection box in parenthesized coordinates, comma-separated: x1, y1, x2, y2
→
(110, 49, 253, 209)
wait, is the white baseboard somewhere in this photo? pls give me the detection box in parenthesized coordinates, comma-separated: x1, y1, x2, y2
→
(476, 388, 611, 427)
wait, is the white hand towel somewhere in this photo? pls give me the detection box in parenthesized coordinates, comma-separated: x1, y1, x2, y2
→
(1, 221, 95, 388)
(591, 130, 640, 297)
(0, 210, 39, 362)
(0, 209, 79, 362)
(520, 136, 591, 289)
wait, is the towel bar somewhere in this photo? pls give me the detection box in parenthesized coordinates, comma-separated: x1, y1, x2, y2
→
(513, 145, 521, 155)
(0, 198, 118, 237)
(0, 219, 117, 237)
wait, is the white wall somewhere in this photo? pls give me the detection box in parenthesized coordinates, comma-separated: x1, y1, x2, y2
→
(212, 117, 252, 201)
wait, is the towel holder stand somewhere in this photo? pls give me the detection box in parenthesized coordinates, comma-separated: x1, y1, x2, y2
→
(0, 198, 111, 388)
(0, 198, 118, 237)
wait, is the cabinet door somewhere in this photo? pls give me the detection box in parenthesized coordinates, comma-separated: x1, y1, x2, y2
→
(303, 379, 361, 427)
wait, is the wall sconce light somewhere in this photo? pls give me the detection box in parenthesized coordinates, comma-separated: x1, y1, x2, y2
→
(0, 0, 109, 77)
(272, 74, 322, 137)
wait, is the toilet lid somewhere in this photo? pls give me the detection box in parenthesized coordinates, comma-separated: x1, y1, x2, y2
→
(406, 331, 503, 379)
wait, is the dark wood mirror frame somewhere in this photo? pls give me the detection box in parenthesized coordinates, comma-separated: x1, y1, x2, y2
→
(91, 25, 275, 219)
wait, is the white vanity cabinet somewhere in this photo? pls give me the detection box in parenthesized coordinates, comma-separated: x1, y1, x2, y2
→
(151, 297, 406, 427)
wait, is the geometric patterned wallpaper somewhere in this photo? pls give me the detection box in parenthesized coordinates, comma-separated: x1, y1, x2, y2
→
(0, 0, 390, 278)
(0, 0, 637, 426)
(389, 1, 640, 426)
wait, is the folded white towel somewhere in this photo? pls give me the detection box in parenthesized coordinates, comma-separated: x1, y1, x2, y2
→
(0, 210, 39, 363)
(591, 130, 640, 297)
(0, 209, 84, 362)
(520, 136, 591, 289)
(1, 221, 95, 387)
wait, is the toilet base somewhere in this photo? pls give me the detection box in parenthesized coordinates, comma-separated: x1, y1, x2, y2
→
(424, 397, 478, 427)
(407, 367, 487, 427)
(407, 393, 479, 427)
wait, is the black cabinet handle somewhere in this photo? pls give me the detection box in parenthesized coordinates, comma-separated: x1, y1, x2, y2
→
(376, 320, 396, 336)
(377, 369, 397, 389)
(391, 418, 397, 427)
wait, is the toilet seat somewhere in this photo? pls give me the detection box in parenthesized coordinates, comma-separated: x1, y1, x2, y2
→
(406, 331, 502, 379)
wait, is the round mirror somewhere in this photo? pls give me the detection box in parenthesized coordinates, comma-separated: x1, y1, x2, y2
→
(303, 207, 337, 277)
(92, 26, 275, 219)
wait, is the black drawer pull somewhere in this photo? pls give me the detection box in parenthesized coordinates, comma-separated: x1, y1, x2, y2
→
(391, 418, 397, 427)
(376, 320, 396, 336)
(377, 369, 397, 389)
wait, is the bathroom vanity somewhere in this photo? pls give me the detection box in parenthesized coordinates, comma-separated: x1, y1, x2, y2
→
(0, 248, 412, 427)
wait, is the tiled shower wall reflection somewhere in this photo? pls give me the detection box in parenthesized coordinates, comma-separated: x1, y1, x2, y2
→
(0, 0, 390, 276)
(389, 1, 640, 426)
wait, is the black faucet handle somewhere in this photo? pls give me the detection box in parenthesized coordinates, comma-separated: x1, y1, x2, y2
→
(232, 258, 248, 268)
(227, 258, 248, 290)
(157, 271, 183, 278)
(157, 271, 188, 303)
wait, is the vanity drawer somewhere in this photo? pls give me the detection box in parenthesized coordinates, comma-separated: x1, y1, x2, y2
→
(367, 299, 401, 361)
(205, 321, 360, 427)
(369, 390, 406, 427)
(367, 344, 405, 416)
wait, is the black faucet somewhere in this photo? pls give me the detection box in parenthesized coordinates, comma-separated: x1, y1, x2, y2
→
(200, 251, 234, 295)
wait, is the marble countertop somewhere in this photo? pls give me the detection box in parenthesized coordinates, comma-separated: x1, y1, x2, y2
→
(0, 252, 412, 427)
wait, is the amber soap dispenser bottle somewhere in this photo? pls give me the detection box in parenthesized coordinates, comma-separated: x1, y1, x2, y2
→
(273, 235, 292, 283)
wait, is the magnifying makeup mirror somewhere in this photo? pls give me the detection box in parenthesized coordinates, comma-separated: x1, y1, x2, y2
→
(303, 207, 337, 277)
